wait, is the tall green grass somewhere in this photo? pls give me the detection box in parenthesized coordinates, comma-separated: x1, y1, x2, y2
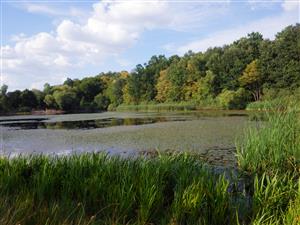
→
(236, 110, 300, 224)
(0, 153, 239, 225)
(246, 99, 285, 111)
(246, 97, 300, 112)
(1, 152, 297, 225)
(236, 111, 300, 174)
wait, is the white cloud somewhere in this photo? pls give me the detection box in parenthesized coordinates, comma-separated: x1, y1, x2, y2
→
(25, 3, 64, 16)
(21, 2, 88, 18)
(246, 0, 299, 11)
(175, 8, 299, 54)
(282, 0, 300, 11)
(247, 0, 279, 10)
(2, 1, 228, 90)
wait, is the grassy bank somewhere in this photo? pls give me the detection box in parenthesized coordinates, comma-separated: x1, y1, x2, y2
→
(116, 102, 199, 112)
(115, 101, 227, 112)
(237, 111, 300, 174)
(246, 95, 300, 112)
(0, 153, 298, 225)
(236, 110, 300, 224)
(0, 111, 299, 224)
(0, 153, 238, 225)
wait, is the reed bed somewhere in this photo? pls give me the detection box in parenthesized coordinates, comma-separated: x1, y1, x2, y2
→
(0, 153, 241, 225)
(236, 110, 300, 174)
(236, 110, 300, 224)
(116, 103, 198, 112)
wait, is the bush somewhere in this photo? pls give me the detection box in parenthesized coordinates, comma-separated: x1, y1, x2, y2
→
(107, 103, 116, 111)
(17, 106, 32, 112)
(217, 88, 248, 109)
(93, 93, 110, 110)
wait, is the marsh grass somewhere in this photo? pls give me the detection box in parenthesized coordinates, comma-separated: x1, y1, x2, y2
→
(116, 102, 198, 112)
(246, 97, 300, 112)
(236, 110, 300, 174)
(236, 109, 300, 224)
(0, 153, 240, 225)
(2, 152, 297, 225)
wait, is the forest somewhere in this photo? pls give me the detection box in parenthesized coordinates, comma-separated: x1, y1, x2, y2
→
(1, 24, 299, 113)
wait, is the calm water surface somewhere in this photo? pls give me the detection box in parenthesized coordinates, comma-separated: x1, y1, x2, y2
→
(0, 111, 255, 165)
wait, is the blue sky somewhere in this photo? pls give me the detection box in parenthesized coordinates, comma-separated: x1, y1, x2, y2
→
(1, 0, 299, 91)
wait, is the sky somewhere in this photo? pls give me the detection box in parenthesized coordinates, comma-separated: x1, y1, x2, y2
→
(1, 0, 299, 91)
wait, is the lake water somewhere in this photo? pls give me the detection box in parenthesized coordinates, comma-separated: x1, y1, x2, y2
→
(0, 111, 255, 165)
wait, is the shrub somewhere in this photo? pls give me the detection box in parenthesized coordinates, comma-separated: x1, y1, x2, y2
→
(217, 88, 248, 109)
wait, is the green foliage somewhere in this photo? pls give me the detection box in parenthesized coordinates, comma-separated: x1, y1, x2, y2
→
(236, 111, 300, 174)
(63, 78, 74, 87)
(20, 89, 38, 109)
(155, 69, 172, 103)
(127, 72, 142, 104)
(78, 77, 103, 102)
(79, 97, 96, 112)
(246, 88, 300, 111)
(6, 90, 22, 109)
(217, 88, 248, 109)
(32, 89, 46, 109)
(106, 78, 126, 106)
(116, 102, 197, 112)
(0, 148, 299, 224)
(94, 93, 110, 110)
(44, 94, 57, 109)
(43, 83, 52, 95)
(53, 90, 78, 111)
(239, 60, 262, 101)
(259, 24, 300, 89)
(251, 173, 299, 225)
(0, 153, 237, 225)
(166, 58, 188, 101)
(0, 85, 8, 96)
(195, 70, 215, 103)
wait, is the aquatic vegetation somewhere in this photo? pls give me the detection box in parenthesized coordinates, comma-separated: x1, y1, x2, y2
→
(2, 112, 249, 160)
(236, 110, 300, 174)
(116, 102, 199, 112)
(0, 153, 241, 225)
(236, 110, 300, 224)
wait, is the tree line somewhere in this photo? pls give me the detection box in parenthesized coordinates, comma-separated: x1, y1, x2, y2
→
(1, 24, 299, 113)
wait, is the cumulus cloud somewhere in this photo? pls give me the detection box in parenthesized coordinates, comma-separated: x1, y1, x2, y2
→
(1, 1, 168, 90)
(2, 0, 228, 90)
(19, 2, 88, 18)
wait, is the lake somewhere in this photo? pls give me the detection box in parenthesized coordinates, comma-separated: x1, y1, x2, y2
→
(0, 110, 255, 165)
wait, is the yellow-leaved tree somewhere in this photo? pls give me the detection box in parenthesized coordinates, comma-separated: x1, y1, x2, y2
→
(155, 69, 172, 103)
(239, 60, 263, 101)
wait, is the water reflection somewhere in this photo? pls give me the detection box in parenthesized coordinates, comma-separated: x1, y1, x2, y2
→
(0, 110, 250, 130)
(0, 117, 188, 130)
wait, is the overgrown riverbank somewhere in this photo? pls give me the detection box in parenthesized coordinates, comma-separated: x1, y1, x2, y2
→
(0, 111, 299, 225)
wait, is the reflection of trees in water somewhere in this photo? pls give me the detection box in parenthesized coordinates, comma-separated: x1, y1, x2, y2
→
(111, 118, 123, 126)
(4, 115, 211, 130)
(123, 118, 138, 125)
